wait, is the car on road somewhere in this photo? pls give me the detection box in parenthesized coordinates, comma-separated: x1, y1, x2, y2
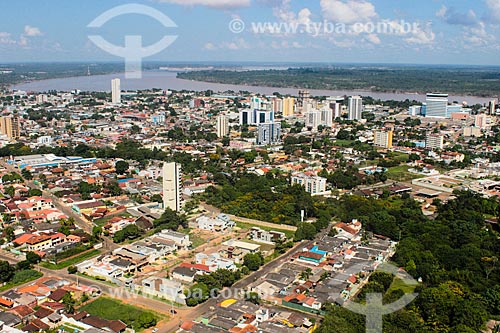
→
(152, 328, 158, 333)
(170, 309, 177, 314)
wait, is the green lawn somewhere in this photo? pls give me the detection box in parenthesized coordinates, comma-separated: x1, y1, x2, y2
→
(334, 140, 355, 147)
(387, 277, 417, 294)
(235, 221, 295, 239)
(78, 297, 161, 331)
(0, 269, 43, 291)
(93, 212, 132, 227)
(40, 249, 101, 270)
(386, 165, 423, 182)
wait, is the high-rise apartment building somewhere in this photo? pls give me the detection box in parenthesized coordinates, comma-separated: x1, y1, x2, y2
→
(348, 96, 363, 121)
(305, 110, 321, 131)
(0, 115, 21, 139)
(283, 97, 295, 117)
(111, 78, 121, 105)
(162, 162, 183, 212)
(425, 134, 444, 150)
(489, 100, 497, 115)
(373, 130, 393, 148)
(474, 114, 487, 129)
(257, 122, 281, 145)
(320, 107, 333, 127)
(216, 114, 229, 138)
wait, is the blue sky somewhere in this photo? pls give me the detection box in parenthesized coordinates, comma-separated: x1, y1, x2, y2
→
(1, 0, 500, 65)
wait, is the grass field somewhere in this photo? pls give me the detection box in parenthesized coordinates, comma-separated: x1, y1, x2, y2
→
(79, 297, 161, 331)
(93, 212, 132, 227)
(40, 249, 101, 270)
(387, 278, 418, 294)
(235, 221, 295, 239)
(386, 165, 423, 182)
(0, 269, 43, 292)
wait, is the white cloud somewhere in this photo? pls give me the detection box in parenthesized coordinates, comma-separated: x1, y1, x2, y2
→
(405, 29, 435, 45)
(23, 25, 43, 37)
(0, 32, 16, 45)
(485, 0, 500, 22)
(157, 0, 250, 9)
(463, 22, 496, 46)
(221, 38, 250, 50)
(320, 0, 377, 24)
(365, 33, 380, 44)
(203, 42, 216, 50)
(19, 36, 29, 47)
(436, 5, 447, 18)
(273, 0, 312, 25)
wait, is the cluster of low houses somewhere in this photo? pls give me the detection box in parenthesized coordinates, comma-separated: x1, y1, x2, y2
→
(0, 277, 128, 333)
(0, 194, 67, 234)
(177, 299, 317, 333)
(76, 215, 292, 307)
(248, 219, 396, 313)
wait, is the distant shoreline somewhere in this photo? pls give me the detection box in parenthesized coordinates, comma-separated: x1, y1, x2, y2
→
(9, 71, 493, 105)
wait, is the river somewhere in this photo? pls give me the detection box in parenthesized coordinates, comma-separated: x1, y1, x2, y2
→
(12, 71, 493, 104)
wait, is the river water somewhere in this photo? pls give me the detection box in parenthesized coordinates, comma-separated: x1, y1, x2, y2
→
(12, 70, 492, 104)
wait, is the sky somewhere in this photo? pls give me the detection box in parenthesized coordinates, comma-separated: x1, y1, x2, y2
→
(1, 0, 500, 65)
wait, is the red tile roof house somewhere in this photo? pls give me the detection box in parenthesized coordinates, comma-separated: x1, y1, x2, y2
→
(9, 304, 35, 322)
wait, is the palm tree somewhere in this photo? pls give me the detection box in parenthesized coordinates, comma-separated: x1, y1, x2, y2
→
(300, 268, 313, 281)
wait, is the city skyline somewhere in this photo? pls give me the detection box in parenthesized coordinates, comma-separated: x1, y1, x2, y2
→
(0, 0, 499, 65)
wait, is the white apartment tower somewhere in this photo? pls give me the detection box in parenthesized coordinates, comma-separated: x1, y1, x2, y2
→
(216, 114, 229, 138)
(162, 162, 183, 212)
(425, 134, 444, 150)
(348, 96, 363, 121)
(111, 78, 121, 105)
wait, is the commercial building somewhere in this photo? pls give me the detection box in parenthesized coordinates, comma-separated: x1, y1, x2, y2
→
(348, 96, 363, 121)
(425, 93, 448, 118)
(10, 154, 96, 169)
(373, 130, 393, 148)
(257, 122, 281, 145)
(409, 105, 422, 116)
(216, 114, 229, 138)
(111, 78, 121, 105)
(162, 162, 183, 212)
(239, 109, 274, 126)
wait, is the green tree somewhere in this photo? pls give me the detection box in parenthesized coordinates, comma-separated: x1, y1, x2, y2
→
(26, 251, 41, 265)
(243, 253, 264, 271)
(21, 168, 33, 180)
(4, 186, 15, 197)
(61, 293, 76, 314)
(27, 188, 43, 197)
(137, 312, 157, 328)
(245, 292, 261, 305)
(4, 226, 15, 241)
(294, 223, 317, 241)
(0, 260, 14, 282)
(115, 160, 129, 175)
